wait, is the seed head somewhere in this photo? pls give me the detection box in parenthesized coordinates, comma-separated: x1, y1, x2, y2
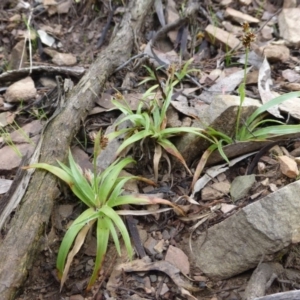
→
(241, 22, 256, 49)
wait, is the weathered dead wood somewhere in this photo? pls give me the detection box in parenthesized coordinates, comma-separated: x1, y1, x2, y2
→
(254, 290, 300, 300)
(0, 0, 154, 298)
(244, 262, 300, 300)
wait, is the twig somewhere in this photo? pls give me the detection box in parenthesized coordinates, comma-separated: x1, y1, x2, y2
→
(96, 6, 116, 48)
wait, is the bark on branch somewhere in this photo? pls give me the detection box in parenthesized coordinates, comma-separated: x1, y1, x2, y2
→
(0, 0, 153, 298)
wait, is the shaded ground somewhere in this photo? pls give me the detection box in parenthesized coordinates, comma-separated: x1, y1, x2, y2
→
(1, 0, 300, 299)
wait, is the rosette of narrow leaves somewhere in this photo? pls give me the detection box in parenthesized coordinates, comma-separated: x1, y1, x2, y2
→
(108, 83, 215, 181)
(24, 151, 184, 290)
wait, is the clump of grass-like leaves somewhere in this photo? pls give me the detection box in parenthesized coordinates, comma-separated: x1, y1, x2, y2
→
(23, 132, 184, 290)
(108, 62, 216, 181)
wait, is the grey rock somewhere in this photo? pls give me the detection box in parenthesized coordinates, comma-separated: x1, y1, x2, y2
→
(191, 180, 300, 279)
(144, 236, 158, 256)
(230, 174, 256, 201)
(278, 8, 300, 46)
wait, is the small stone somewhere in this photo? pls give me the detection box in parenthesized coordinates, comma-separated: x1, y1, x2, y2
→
(257, 162, 266, 173)
(261, 26, 273, 40)
(220, 203, 236, 214)
(282, 69, 300, 83)
(259, 44, 290, 62)
(201, 181, 231, 201)
(70, 295, 84, 300)
(193, 275, 207, 281)
(149, 274, 157, 282)
(239, 0, 251, 5)
(137, 226, 148, 244)
(283, 0, 297, 8)
(220, 0, 233, 5)
(58, 205, 73, 221)
(39, 76, 57, 88)
(201, 186, 222, 200)
(155, 253, 164, 260)
(278, 155, 299, 178)
(225, 7, 259, 24)
(269, 183, 278, 192)
(4, 77, 36, 103)
(87, 259, 94, 266)
(154, 239, 165, 253)
(165, 245, 190, 275)
(52, 52, 77, 66)
(43, 48, 77, 65)
(0, 143, 36, 172)
(230, 175, 256, 202)
(205, 25, 241, 50)
(159, 283, 169, 296)
(144, 236, 158, 256)
(162, 229, 170, 240)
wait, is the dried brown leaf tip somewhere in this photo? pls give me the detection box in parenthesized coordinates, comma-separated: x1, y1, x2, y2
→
(241, 22, 256, 49)
(100, 135, 108, 149)
(115, 91, 124, 101)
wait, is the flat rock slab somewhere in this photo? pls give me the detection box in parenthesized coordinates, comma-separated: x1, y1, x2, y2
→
(191, 180, 300, 279)
(278, 8, 300, 46)
(205, 24, 241, 50)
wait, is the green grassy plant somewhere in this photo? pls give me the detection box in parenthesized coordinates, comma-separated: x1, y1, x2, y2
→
(108, 63, 215, 181)
(237, 91, 300, 140)
(192, 23, 300, 187)
(235, 23, 300, 141)
(0, 127, 22, 157)
(23, 132, 184, 290)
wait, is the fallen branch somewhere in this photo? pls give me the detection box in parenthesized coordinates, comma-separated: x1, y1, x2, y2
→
(0, 0, 154, 298)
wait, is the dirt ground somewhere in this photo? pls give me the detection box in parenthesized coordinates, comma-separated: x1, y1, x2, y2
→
(1, 0, 300, 299)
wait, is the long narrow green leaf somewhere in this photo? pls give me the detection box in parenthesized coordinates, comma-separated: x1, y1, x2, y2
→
(241, 124, 300, 141)
(105, 217, 121, 255)
(160, 86, 173, 120)
(141, 111, 152, 134)
(245, 91, 300, 127)
(157, 138, 191, 174)
(206, 127, 233, 144)
(216, 140, 229, 163)
(142, 84, 159, 99)
(100, 206, 133, 259)
(98, 158, 135, 205)
(67, 150, 96, 205)
(160, 127, 214, 142)
(107, 177, 134, 203)
(152, 106, 161, 130)
(87, 215, 110, 290)
(25, 163, 72, 184)
(116, 130, 151, 154)
(54, 160, 95, 207)
(107, 194, 151, 208)
(111, 99, 133, 115)
(106, 128, 132, 140)
(114, 114, 145, 127)
(56, 208, 98, 275)
(27, 162, 95, 207)
(238, 119, 286, 140)
(247, 118, 285, 132)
